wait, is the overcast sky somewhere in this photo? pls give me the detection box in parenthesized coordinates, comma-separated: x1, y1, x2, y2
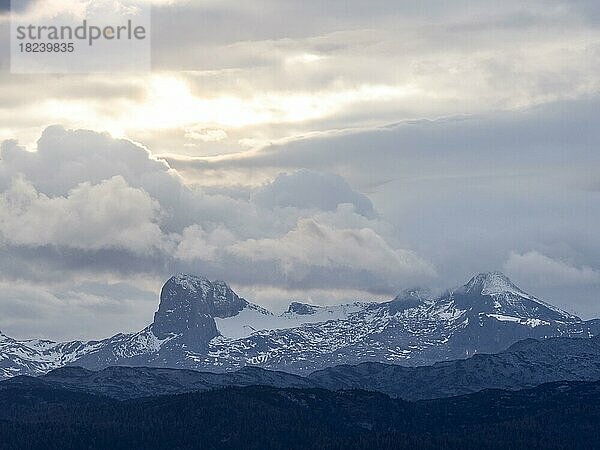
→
(0, 0, 599, 340)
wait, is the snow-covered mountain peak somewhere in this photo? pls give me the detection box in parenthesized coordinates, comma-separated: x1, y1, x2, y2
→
(449, 272, 577, 322)
(464, 272, 529, 297)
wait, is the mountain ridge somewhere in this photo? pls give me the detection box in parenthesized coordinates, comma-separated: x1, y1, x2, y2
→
(309, 334, 600, 399)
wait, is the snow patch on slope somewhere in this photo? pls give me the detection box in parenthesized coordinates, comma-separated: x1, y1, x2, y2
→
(486, 313, 550, 328)
(215, 303, 369, 339)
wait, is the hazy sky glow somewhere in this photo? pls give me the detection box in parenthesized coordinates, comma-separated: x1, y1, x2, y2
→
(0, 0, 599, 340)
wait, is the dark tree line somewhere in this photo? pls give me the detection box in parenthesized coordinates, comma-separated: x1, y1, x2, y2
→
(0, 381, 599, 449)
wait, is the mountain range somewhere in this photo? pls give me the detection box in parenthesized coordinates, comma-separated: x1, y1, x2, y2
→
(1, 271, 598, 378)
(2, 334, 597, 401)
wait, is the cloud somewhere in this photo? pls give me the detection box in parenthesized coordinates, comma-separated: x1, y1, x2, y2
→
(3, 0, 600, 156)
(174, 224, 235, 262)
(0, 125, 173, 196)
(254, 169, 375, 218)
(504, 251, 600, 287)
(228, 217, 436, 291)
(170, 96, 600, 189)
(0, 175, 169, 254)
(0, 126, 427, 305)
(0, 280, 157, 340)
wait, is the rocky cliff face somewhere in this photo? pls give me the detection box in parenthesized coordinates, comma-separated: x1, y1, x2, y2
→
(152, 274, 247, 345)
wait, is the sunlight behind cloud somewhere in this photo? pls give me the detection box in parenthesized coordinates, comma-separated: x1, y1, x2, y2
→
(126, 75, 421, 129)
(24, 73, 421, 150)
